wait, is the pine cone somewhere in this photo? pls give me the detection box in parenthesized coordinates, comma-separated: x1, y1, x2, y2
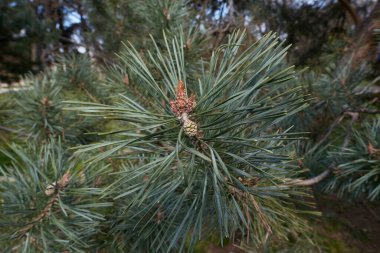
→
(183, 119, 198, 137)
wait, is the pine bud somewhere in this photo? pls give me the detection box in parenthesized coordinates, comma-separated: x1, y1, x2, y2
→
(124, 74, 129, 87)
(45, 183, 56, 196)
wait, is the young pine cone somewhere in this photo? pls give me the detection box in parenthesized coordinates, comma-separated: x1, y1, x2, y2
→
(183, 119, 198, 137)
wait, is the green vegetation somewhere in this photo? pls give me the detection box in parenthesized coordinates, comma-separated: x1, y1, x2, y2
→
(0, 1, 379, 252)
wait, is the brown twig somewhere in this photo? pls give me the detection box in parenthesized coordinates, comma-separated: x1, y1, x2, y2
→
(15, 172, 71, 238)
(305, 114, 345, 156)
(346, 108, 380, 114)
(338, 0, 360, 26)
(306, 109, 363, 156)
(284, 168, 334, 186)
(79, 83, 99, 103)
(342, 112, 358, 149)
(228, 0, 236, 24)
(17, 192, 60, 238)
(208, 23, 231, 35)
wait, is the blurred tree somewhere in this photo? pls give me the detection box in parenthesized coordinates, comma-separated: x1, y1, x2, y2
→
(0, 0, 49, 81)
(190, 0, 377, 65)
(1, 0, 378, 82)
(0, 0, 88, 82)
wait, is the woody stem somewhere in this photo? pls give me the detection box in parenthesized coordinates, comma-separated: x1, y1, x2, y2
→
(181, 112, 189, 122)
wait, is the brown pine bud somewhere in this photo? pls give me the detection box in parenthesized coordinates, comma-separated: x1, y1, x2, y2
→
(40, 96, 52, 107)
(58, 172, 71, 188)
(45, 183, 56, 196)
(124, 74, 129, 86)
(368, 142, 375, 155)
(163, 8, 170, 20)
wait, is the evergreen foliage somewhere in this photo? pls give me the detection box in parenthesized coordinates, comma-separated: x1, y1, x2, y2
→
(55, 54, 107, 103)
(0, 0, 55, 80)
(325, 119, 380, 201)
(0, 141, 111, 252)
(67, 30, 315, 252)
(292, 59, 380, 202)
(0, 1, 379, 252)
(9, 69, 101, 145)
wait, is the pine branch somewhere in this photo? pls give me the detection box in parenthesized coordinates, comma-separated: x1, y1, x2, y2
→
(290, 112, 359, 187)
(305, 114, 345, 155)
(342, 112, 358, 148)
(338, 0, 360, 26)
(345, 108, 380, 114)
(323, 118, 380, 200)
(0, 142, 109, 251)
(70, 31, 313, 251)
(16, 192, 60, 238)
(16, 172, 71, 238)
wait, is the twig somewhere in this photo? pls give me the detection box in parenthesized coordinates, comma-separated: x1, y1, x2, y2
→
(15, 172, 71, 238)
(244, 202, 250, 243)
(228, 0, 236, 24)
(11, 235, 43, 252)
(285, 168, 334, 186)
(289, 112, 358, 187)
(208, 23, 231, 35)
(338, 0, 360, 26)
(346, 108, 380, 114)
(305, 114, 345, 155)
(306, 110, 361, 156)
(16, 193, 60, 238)
(342, 112, 358, 149)
(79, 84, 99, 103)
